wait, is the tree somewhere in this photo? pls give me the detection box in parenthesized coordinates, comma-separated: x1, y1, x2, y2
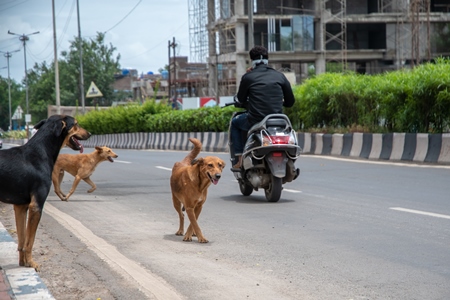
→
(0, 76, 24, 130)
(25, 32, 121, 123)
(61, 32, 121, 106)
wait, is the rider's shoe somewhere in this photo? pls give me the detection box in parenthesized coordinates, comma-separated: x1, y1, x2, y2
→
(232, 155, 242, 170)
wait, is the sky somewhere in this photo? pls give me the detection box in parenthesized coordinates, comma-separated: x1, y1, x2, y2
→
(0, 0, 190, 82)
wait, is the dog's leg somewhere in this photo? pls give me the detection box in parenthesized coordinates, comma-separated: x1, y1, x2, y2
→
(53, 169, 66, 201)
(172, 196, 184, 236)
(22, 197, 42, 271)
(64, 175, 83, 201)
(13, 204, 28, 266)
(184, 207, 208, 243)
(83, 177, 96, 193)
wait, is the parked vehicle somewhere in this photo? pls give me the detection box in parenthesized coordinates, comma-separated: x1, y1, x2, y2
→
(226, 101, 301, 202)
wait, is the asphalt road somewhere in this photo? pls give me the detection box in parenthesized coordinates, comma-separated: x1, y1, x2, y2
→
(5, 145, 450, 299)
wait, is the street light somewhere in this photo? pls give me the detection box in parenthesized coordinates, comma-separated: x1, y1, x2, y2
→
(8, 30, 39, 138)
(0, 49, 21, 131)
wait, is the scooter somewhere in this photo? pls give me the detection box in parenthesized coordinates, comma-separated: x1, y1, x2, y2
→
(226, 101, 301, 202)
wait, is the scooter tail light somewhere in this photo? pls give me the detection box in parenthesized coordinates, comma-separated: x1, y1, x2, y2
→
(269, 135, 290, 144)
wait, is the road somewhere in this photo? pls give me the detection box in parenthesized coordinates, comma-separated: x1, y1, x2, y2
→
(1, 145, 450, 299)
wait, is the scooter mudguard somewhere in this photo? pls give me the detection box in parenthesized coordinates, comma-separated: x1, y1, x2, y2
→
(266, 152, 288, 178)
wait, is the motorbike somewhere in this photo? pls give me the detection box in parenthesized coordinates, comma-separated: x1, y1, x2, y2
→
(225, 100, 301, 202)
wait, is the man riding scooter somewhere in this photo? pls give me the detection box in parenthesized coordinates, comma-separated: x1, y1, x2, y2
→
(231, 45, 296, 169)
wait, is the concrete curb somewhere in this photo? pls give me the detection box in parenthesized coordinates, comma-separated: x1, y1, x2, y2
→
(79, 131, 450, 164)
(0, 222, 55, 300)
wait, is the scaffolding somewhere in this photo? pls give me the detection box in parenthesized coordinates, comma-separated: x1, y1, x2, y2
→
(321, 0, 347, 70)
(188, 0, 209, 63)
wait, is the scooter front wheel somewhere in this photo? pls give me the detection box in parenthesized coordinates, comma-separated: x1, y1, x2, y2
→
(239, 180, 253, 196)
(264, 175, 282, 202)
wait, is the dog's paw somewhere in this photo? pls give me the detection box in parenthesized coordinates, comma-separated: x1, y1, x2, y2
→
(25, 260, 40, 272)
(183, 236, 193, 242)
(198, 237, 209, 243)
(175, 231, 183, 236)
(87, 188, 95, 193)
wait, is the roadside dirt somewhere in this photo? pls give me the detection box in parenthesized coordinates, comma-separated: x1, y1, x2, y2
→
(0, 202, 148, 300)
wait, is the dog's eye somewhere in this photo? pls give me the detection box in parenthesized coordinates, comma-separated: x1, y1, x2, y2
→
(208, 164, 213, 167)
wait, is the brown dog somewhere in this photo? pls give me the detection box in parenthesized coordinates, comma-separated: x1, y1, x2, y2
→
(170, 138, 225, 243)
(52, 146, 118, 201)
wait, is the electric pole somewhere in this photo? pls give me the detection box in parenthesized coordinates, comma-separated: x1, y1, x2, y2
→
(0, 49, 21, 131)
(52, 0, 61, 114)
(169, 37, 177, 98)
(76, 0, 86, 113)
(8, 30, 40, 138)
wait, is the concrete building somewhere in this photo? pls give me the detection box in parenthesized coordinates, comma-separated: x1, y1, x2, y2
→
(188, 0, 450, 98)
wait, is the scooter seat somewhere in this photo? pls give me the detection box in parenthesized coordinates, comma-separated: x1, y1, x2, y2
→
(247, 114, 292, 136)
(266, 118, 287, 127)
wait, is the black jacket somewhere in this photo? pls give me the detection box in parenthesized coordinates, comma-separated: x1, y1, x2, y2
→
(236, 64, 295, 125)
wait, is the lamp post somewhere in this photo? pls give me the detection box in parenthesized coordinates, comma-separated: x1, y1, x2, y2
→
(8, 30, 40, 138)
(0, 49, 21, 131)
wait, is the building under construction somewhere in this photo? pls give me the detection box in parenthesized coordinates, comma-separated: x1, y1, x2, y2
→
(187, 0, 450, 99)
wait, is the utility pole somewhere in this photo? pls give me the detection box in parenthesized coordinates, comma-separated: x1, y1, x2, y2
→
(168, 40, 172, 98)
(0, 49, 21, 131)
(52, 0, 61, 114)
(169, 37, 177, 98)
(76, 0, 86, 113)
(8, 30, 39, 139)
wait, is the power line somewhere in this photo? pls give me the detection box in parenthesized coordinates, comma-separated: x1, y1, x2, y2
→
(104, 0, 143, 33)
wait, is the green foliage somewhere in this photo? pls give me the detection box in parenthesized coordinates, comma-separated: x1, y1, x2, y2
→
(144, 106, 236, 133)
(23, 32, 120, 124)
(286, 58, 450, 133)
(77, 100, 237, 134)
(2, 130, 27, 139)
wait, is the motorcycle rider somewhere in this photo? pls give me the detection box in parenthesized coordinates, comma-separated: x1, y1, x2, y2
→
(231, 45, 296, 169)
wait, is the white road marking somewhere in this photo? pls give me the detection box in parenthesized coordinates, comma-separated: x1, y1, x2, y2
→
(156, 166, 172, 171)
(44, 203, 182, 300)
(114, 160, 131, 164)
(390, 207, 450, 220)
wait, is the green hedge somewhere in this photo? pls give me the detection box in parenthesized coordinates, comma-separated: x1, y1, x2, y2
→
(78, 58, 450, 135)
(285, 58, 450, 133)
(77, 101, 237, 134)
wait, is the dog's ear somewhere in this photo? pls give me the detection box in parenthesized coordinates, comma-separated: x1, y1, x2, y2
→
(191, 158, 204, 165)
(54, 120, 67, 137)
(95, 146, 102, 152)
(34, 119, 46, 129)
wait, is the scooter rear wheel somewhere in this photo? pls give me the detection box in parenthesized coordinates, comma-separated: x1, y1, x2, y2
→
(265, 175, 282, 202)
(239, 180, 253, 196)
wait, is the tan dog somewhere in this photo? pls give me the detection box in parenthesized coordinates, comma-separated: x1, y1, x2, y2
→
(52, 146, 118, 201)
(170, 138, 225, 243)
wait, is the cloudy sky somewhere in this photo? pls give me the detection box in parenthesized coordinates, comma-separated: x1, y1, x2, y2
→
(0, 0, 190, 82)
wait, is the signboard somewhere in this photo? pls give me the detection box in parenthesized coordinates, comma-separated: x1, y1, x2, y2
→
(86, 81, 103, 98)
(12, 105, 23, 120)
(200, 97, 216, 107)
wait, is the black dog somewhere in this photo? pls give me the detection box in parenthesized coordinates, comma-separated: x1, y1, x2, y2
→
(0, 115, 90, 270)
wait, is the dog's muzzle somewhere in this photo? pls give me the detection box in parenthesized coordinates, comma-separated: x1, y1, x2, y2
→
(208, 173, 221, 185)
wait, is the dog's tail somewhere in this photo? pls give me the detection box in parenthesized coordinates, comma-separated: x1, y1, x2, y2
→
(182, 138, 202, 164)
